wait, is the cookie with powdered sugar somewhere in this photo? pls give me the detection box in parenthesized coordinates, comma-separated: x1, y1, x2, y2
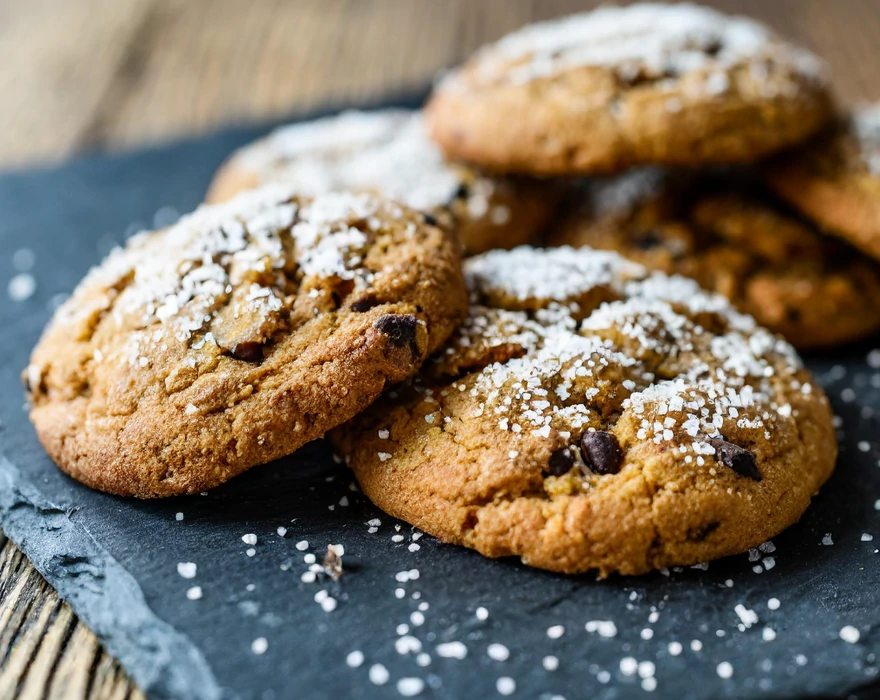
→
(425, 3, 832, 175)
(765, 103, 880, 261)
(331, 246, 836, 576)
(206, 110, 556, 255)
(26, 186, 467, 497)
(547, 168, 880, 349)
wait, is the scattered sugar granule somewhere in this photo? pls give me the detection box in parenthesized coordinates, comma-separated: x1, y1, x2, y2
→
(246, 548, 256, 557)
(862, 533, 874, 542)
(410, 611, 425, 626)
(392, 534, 405, 543)
(637, 661, 655, 679)
(251, 637, 268, 655)
(277, 527, 288, 537)
(762, 627, 776, 642)
(640, 628, 654, 640)
(176, 562, 197, 579)
(691, 640, 703, 652)
(487, 643, 510, 661)
(320, 596, 338, 612)
(186, 586, 203, 600)
(346, 650, 364, 668)
(768, 597, 781, 610)
(597, 670, 611, 683)
(8, 273, 36, 302)
(619, 657, 638, 676)
(296, 540, 309, 551)
(175, 512, 184, 521)
(436, 641, 468, 660)
(543, 655, 559, 671)
(795, 654, 808, 666)
(416, 653, 431, 667)
(642, 677, 658, 692)
(840, 626, 861, 644)
(368, 664, 390, 685)
(476, 607, 489, 620)
(496, 677, 516, 695)
(822, 533, 834, 546)
(408, 543, 420, 552)
(395, 636, 422, 655)
(397, 678, 425, 697)
(735, 604, 758, 628)
(547, 625, 565, 639)
(585, 620, 618, 637)
(242, 533, 257, 546)
(668, 642, 682, 656)
(717, 662, 734, 679)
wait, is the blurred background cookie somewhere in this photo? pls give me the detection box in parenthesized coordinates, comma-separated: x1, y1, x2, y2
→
(425, 3, 833, 176)
(206, 109, 556, 255)
(548, 169, 880, 348)
(765, 103, 880, 261)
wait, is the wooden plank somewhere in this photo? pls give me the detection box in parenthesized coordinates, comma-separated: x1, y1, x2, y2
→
(2, 1, 880, 698)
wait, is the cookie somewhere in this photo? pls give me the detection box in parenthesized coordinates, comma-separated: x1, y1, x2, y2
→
(547, 169, 880, 349)
(26, 185, 468, 498)
(206, 109, 555, 255)
(425, 3, 832, 176)
(765, 104, 880, 261)
(332, 247, 837, 576)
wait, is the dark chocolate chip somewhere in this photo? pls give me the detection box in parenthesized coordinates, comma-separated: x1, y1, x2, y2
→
(231, 341, 263, 362)
(710, 438, 762, 481)
(580, 431, 624, 475)
(632, 229, 664, 250)
(422, 213, 439, 227)
(546, 447, 576, 477)
(350, 297, 379, 313)
(374, 313, 421, 358)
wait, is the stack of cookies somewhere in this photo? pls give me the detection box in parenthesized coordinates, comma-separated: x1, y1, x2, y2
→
(29, 3, 879, 576)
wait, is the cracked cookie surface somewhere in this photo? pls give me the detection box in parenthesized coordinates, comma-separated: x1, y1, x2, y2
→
(765, 103, 880, 261)
(548, 168, 880, 348)
(425, 3, 832, 176)
(206, 109, 555, 255)
(331, 246, 836, 576)
(26, 185, 468, 498)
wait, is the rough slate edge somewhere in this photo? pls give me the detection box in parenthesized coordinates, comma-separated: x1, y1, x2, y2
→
(0, 90, 425, 700)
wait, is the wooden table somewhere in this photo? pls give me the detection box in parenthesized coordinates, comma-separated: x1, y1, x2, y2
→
(1, 0, 878, 696)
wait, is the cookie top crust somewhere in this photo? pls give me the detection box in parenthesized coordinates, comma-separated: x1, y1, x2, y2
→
(425, 4, 832, 175)
(27, 185, 468, 497)
(765, 103, 880, 261)
(333, 246, 836, 576)
(450, 3, 824, 88)
(205, 110, 555, 255)
(549, 168, 880, 348)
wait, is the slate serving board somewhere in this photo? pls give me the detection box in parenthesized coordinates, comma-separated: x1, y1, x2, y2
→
(1, 95, 879, 700)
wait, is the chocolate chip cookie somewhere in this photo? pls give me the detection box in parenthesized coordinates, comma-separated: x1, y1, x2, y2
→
(765, 103, 880, 261)
(332, 246, 837, 576)
(206, 109, 555, 255)
(26, 186, 468, 498)
(547, 169, 880, 349)
(425, 4, 832, 176)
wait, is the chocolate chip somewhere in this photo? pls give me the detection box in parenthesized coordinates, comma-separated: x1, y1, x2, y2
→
(231, 341, 263, 362)
(633, 229, 664, 250)
(422, 213, 439, 227)
(546, 447, 576, 477)
(350, 297, 379, 313)
(711, 438, 762, 481)
(580, 431, 623, 475)
(374, 314, 420, 357)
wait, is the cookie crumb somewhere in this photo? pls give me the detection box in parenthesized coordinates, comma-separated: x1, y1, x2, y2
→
(323, 543, 345, 581)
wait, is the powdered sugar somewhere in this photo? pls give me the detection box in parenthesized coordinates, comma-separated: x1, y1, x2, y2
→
(233, 109, 498, 217)
(451, 3, 825, 88)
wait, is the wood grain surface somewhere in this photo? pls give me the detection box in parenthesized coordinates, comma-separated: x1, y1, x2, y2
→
(2, 0, 879, 697)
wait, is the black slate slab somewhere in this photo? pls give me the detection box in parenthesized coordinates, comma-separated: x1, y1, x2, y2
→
(1, 96, 879, 700)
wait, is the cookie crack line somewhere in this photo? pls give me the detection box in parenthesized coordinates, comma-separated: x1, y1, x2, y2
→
(334, 246, 836, 576)
(26, 185, 467, 497)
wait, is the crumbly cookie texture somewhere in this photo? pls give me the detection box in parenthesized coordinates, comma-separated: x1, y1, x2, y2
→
(548, 168, 880, 349)
(765, 103, 880, 261)
(332, 246, 836, 576)
(425, 3, 832, 175)
(206, 109, 555, 255)
(26, 186, 468, 498)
